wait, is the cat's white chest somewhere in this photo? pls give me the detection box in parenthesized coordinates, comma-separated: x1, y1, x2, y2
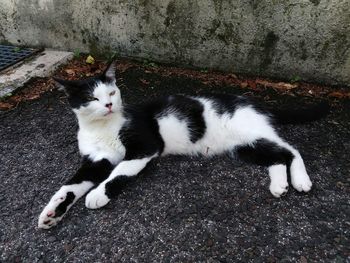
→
(77, 118, 126, 165)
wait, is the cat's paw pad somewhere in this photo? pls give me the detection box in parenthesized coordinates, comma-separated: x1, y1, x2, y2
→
(38, 208, 62, 229)
(292, 174, 312, 192)
(85, 187, 110, 209)
(269, 181, 289, 198)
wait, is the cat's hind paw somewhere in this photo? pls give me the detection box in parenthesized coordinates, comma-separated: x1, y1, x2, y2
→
(269, 181, 289, 198)
(85, 186, 110, 209)
(291, 174, 312, 192)
(268, 164, 289, 198)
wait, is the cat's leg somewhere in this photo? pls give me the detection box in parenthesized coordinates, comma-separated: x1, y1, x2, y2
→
(38, 158, 114, 229)
(85, 154, 158, 209)
(268, 164, 289, 197)
(277, 141, 313, 193)
(237, 139, 301, 197)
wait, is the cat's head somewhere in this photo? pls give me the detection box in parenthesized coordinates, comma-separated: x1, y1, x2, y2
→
(54, 61, 122, 120)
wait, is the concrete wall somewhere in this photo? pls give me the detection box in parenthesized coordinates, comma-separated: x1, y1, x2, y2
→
(1, 0, 349, 85)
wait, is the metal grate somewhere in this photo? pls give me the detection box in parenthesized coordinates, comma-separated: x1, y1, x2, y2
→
(0, 45, 41, 72)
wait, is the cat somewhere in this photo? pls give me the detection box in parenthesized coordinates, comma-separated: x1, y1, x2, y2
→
(38, 61, 328, 229)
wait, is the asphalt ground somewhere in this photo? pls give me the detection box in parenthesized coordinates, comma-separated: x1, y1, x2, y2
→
(0, 66, 349, 262)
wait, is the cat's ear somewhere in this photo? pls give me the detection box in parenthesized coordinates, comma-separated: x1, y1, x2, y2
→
(52, 77, 76, 94)
(101, 61, 116, 82)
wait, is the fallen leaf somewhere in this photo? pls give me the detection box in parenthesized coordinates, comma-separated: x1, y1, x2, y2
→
(247, 80, 257, 89)
(328, 91, 350, 99)
(256, 80, 298, 90)
(240, 82, 248, 88)
(228, 73, 238, 79)
(0, 102, 13, 110)
(27, 94, 40, 100)
(65, 69, 75, 75)
(86, 55, 95, 64)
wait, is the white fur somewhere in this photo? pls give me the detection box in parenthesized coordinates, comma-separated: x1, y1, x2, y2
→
(269, 164, 289, 197)
(77, 114, 126, 165)
(84, 186, 110, 210)
(159, 99, 278, 156)
(85, 155, 157, 209)
(74, 82, 126, 165)
(158, 98, 312, 194)
(40, 82, 314, 229)
(73, 82, 122, 121)
(108, 155, 158, 177)
(158, 115, 193, 154)
(274, 141, 312, 193)
(74, 93, 312, 203)
(290, 155, 312, 192)
(38, 181, 93, 229)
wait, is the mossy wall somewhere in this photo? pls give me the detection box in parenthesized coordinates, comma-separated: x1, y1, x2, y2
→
(1, 0, 349, 85)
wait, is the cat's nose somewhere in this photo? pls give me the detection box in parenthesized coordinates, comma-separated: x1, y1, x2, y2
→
(105, 103, 112, 109)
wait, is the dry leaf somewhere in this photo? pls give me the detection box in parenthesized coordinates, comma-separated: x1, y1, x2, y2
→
(65, 69, 75, 75)
(328, 91, 350, 99)
(256, 80, 297, 90)
(240, 82, 248, 88)
(0, 102, 13, 110)
(247, 80, 257, 89)
(86, 55, 95, 64)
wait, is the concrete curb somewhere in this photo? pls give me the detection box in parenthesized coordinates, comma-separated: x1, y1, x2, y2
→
(0, 49, 73, 97)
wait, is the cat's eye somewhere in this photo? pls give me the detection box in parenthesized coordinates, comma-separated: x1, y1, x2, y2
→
(109, 91, 116, 96)
(87, 96, 99, 101)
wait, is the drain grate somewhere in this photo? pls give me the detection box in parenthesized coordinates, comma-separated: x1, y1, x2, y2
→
(0, 45, 41, 72)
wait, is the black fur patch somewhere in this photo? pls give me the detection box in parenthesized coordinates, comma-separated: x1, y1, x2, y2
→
(164, 95, 206, 143)
(120, 101, 165, 160)
(55, 192, 75, 217)
(269, 101, 330, 125)
(67, 158, 114, 185)
(202, 94, 250, 115)
(236, 139, 294, 167)
(54, 77, 101, 109)
(105, 175, 138, 198)
(120, 95, 207, 158)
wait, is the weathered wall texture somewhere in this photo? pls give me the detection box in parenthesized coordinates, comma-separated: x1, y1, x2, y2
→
(1, 0, 349, 85)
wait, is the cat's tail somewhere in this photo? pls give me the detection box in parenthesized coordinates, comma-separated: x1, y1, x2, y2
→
(269, 101, 330, 125)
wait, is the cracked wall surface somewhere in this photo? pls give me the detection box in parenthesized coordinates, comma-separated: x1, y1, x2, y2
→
(1, 0, 349, 85)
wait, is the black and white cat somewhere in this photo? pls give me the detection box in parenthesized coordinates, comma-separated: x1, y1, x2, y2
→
(38, 62, 327, 229)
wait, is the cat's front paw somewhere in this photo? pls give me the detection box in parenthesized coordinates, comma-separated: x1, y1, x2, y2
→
(38, 209, 62, 229)
(85, 186, 110, 209)
(38, 200, 65, 229)
(38, 191, 76, 229)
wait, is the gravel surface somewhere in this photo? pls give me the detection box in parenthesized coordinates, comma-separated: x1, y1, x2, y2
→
(0, 67, 349, 263)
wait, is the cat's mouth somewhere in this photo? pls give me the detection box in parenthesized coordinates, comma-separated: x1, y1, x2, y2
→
(104, 110, 114, 116)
